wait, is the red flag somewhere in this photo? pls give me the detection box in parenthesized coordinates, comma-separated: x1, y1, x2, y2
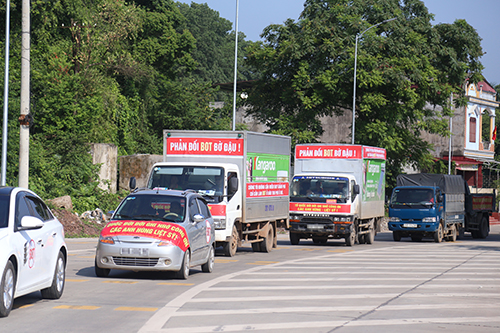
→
(493, 126, 497, 141)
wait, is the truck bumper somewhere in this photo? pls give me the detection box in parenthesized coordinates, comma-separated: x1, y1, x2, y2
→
(289, 222, 352, 237)
(388, 222, 438, 234)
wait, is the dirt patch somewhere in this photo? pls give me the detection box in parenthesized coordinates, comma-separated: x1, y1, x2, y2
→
(52, 209, 104, 238)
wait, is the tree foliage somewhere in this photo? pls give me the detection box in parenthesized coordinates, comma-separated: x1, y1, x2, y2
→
(245, 0, 484, 186)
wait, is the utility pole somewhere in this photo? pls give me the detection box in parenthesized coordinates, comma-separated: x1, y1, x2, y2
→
(19, 0, 30, 188)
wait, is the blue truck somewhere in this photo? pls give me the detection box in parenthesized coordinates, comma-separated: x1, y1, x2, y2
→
(388, 173, 495, 242)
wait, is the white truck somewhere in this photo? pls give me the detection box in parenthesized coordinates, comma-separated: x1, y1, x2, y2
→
(136, 130, 291, 257)
(289, 144, 386, 246)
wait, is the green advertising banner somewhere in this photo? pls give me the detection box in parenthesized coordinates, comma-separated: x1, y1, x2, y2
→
(362, 159, 386, 202)
(246, 153, 290, 183)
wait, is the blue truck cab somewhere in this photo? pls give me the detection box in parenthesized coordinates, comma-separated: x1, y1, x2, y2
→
(388, 174, 467, 243)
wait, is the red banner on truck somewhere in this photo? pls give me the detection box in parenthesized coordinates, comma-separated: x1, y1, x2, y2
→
(101, 220, 189, 251)
(290, 202, 351, 213)
(246, 182, 289, 197)
(166, 137, 243, 156)
(295, 145, 386, 160)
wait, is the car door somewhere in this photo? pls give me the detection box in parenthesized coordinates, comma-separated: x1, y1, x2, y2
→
(186, 197, 205, 263)
(13, 191, 47, 292)
(196, 198, 213, 256)
(25, 195, 61, 283)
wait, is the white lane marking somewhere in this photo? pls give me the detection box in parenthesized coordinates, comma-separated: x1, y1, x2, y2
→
(68, 249, 96, 254)
(150, 316, 500, 333)
(189, 289, 500, 307)
(170, 302, 500, 317)
(226, 277, 500, 282)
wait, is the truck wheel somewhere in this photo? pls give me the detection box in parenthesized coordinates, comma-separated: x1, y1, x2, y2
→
(392, 231, 402, 241)
(449, 225, 457, 242)
(289, 232, 300, 245)
(345, 229, 356, 247)
(223, 225, 239, 257)
(366, 221, 375, 244)
(478, 216, 489, 239)
(0, 261, 15, 318)
(434, 223, 443, 243)
(260, 227, 274, 253)
(358, 233, 366, 244)
(251, 242, 261, 252)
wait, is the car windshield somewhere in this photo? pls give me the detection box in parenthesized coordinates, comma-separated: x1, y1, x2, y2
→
(391, 188, 434, 208)
(148, 166, 224, 202)
(0, 195, 8, 228)
(290, 176, 349, 203)
(113, 194, 186, 222)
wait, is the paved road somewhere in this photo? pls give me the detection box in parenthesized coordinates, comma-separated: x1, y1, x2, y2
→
(3, 227, 500, 333)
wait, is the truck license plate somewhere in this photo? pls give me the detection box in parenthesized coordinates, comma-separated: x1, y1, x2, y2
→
(403, 223, 418, 228)
(308, 224, 324, 230)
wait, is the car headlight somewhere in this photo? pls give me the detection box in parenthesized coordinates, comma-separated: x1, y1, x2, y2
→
(99, 236, 115, 245)
(389, 217, 401, 222)
(158, 241, 174, 247)
(213, 218, 226, 230)
(422, 217, 437, 222)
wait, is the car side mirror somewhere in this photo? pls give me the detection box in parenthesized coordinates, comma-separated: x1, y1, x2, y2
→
(129, 177, 137, 191)
(228, 176, 238, 195)
(193, 214, 205, 223)
(20, 216, 44, 230)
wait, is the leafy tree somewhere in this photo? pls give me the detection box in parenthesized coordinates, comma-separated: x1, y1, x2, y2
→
(245, 0, 484, 187)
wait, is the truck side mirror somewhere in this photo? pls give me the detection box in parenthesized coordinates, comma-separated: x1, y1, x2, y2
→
(437, 194, 443, 203)
(353, 184, 360, 195)
(228, 176, 238, 195)
(129, 177, 137, 190)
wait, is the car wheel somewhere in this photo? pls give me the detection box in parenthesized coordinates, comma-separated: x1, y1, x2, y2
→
(223, 225, 239, 257)
(41, 251, 65, 299)
(201, 246, 215, 273)
(94, 258, 110, 278)
(176, 250, 190, 280)
(260, 227, 274, 253)
(0, 261, 16, 318)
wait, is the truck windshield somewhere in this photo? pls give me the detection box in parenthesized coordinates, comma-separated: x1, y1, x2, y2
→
(148, 166, 224, 201)
(291, 176, 349, 203)
(390, 188, 434, 208)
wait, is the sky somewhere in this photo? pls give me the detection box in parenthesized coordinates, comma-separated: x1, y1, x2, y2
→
(179, 0, 500, 85)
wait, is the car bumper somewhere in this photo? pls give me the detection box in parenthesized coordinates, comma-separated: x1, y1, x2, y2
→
(95, 242, 185, 272)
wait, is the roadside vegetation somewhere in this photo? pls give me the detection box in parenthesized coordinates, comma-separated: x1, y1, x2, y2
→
(0, 0, 496, 212)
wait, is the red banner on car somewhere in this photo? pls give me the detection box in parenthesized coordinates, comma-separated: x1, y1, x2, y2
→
(101, 220, 189, 251)
(166, 137, 243, 156)
(290, 202, 351, 213)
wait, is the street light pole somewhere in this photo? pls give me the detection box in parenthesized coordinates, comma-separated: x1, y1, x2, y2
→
(232, 0, 239, 131)
(351, 17, 397, 144)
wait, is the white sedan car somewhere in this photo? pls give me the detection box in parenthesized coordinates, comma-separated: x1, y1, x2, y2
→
(0, 187, 67, 317)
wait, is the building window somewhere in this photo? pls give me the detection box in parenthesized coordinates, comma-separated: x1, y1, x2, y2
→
(469, 117, 476, 143)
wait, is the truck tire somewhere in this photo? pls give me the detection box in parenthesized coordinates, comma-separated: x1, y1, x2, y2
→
(392, 231, 402, 241)
(345, 228, 356, 246)
(366, 220, 375, 244)
(478, 216, 489, 239)
(251, 242, 261, 252)
(434, 223, 443, 243)
(289, 232, 300, 245)
(223, 225, 239, 257)
(260, 227, 274, 253)
(448, 225, 457, 242)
